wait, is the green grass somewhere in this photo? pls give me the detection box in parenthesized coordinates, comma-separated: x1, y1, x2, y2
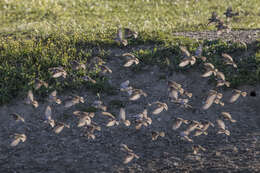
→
(0, 0, 260, 104)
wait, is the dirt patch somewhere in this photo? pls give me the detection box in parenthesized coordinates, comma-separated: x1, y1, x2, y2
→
(173, 29, 260, 43)
(0, 46, 260, 173)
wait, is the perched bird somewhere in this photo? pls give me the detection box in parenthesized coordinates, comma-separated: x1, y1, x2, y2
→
(220, 112, 236, 123)
(49, 67, 67, 78)
(25, 90, 39, 108)
(207, 12, 220, 26)
(34, 78, 48, 90)
(216, 119, 230, 136)
(10, 133, 27, 147)
(10, 113, 25, 123)
(122, 53, 139, 67)
(229, 89, 247, 103)
(120, 144, 139, 164)
(222, 53, 237, 68)
(150, 101, 168, 115)
(172, 117, 189, 130)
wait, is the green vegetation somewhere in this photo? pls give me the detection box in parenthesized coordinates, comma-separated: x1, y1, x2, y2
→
(0, 0, 260, 104)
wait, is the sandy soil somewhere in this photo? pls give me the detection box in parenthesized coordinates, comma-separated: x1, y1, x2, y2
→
(0, 33, 260, 172)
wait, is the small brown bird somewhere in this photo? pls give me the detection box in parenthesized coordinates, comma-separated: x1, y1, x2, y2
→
(82, 75, 96, 84)
(151, 131, 165, 141)
(216, 119, 230, 136)
(216, 20, 231, 35)
(10, 133, 27, 147)
(48, 90, 61, 104)
(10, 113, 25, 123)
(74, 111, 94, 127)
(151, 101, 168, 115)
(34, 78, 48, 90)
(124, 28, 138, 39)
(102, 111, 119, 127)
(115, 28, 128, 46)
(220, 112, 236, 123)
(25, 90, 39, 108)
(201, 63, 218, 78)
(122, 53, 139, 67)
(229, 89, 247, 103)
(71, 60, 86, 70)
(192, 145, 206, 154)
(224, 7, 239, 21)
(64, 95, 84, 108)
(53, 122, 70, 134)
(44, 105, 55, 128)
(202, 90, 218, 110)
(135, 109, 152, 129)
(129, 89, 147, 101)
(119, 108, 131, 127)
(179, 46, 196, 67)
(207, 12, 220, 26)
(120, 144, 139, 164)
(49, 66, 67, 78)
(172, 117, 189, 130)
(222, 53, 237, 68)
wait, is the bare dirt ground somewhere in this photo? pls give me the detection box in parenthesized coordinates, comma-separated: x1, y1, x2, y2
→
(173, 29, 260, 43)
(0, 31, 260, 173)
